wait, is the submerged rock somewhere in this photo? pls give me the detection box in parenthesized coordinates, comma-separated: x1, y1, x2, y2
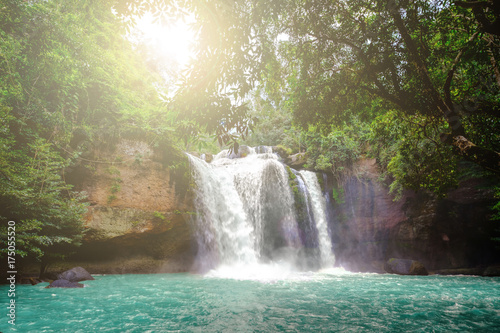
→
(57, 266, 94, 282)
(384, 258, 428, 275)
(46, 279, 84, 288)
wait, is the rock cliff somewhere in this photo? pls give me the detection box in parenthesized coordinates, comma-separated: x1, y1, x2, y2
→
(41, 140, 197, 275)
(325, 158, 500, 274)
(28, 146, 499, 277)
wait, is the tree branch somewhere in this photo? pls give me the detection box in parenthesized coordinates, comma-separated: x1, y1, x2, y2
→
(388, 4, 443, 110)
(452, 135, 500, 174)
(360, 84, 405, 110)
(454, 1, 500, 36)
(485, 33, 500, 88)
(454, 1, 492, 9)
(443, 31, 480, 109)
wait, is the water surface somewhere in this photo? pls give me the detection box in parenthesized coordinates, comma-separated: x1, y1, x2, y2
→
(2, 271, 499, 332)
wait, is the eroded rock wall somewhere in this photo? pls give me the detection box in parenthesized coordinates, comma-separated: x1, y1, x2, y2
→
(30, 147, 498, 276)
(326, 158, 499, 273)
(46, 140, 197, 275)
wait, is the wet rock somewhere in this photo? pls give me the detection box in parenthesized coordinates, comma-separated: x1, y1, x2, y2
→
(57, 267, 94, 282)
(384, 258, 428, 275)
(408, 261, 429, 275)
(255, 146, 272, 154)
(46, 279, 84, 288)
(229, 145, 252, 159)
(201, 153, 213, 163)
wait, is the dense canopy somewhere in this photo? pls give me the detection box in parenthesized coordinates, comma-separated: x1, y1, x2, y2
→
(1, 0, 499, 267)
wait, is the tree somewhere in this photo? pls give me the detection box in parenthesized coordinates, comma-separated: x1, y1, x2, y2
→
(0, 0, 170, 270)
(115, 0, 499, 174)
(113, 0, 286, 150)
(278, 0, 499, 171)
(0, 0, 89, 266)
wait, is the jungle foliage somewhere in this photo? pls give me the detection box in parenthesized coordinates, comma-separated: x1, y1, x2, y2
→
(0, 0, 175, 263)
(1, 0, 500, 262)
(181, 0, 500, 194)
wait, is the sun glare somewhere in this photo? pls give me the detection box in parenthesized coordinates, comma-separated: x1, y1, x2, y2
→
(134, 12, 196, 68)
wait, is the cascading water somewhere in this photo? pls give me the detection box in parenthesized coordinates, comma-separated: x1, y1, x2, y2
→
(188, 147, 335, 277)
(299, 171, 335, 267)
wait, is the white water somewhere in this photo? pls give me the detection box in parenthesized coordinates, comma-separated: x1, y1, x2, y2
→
(188, 147, 335, 278)
(299, 170, 335, 267)
(188, 155, 258, 269)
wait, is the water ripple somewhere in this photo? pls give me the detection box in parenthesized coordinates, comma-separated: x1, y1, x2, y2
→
(1, 273, 499, 332)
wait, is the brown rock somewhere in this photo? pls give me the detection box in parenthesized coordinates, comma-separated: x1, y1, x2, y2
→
(58, 139, 197, 274)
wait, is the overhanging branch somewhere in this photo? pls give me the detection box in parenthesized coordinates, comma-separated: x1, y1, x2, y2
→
(443, 31, 480, 109)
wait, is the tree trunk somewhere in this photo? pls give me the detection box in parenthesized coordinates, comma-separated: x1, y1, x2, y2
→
(450, 135, 500, 174)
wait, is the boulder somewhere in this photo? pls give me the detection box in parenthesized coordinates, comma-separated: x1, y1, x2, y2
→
(286, 152, 307, 168)
(201, 153, 213, 163)
(57, 266, 94, 282)
(255, 146, 273, 154)
(384, 258, 428, 275)
(46, 279, 84, 288)
(229, 145, 252, 159)
(409, 261, 429, 275)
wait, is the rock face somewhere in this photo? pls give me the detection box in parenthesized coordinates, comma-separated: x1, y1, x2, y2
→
(326, 158, 500, 273)
(325, 158, 408, 272)
(384, 258, 428, 275)
(22, 144, 498, 277)
(57, 267, 94, 282)
(386, 178, 498, 271)
(39, 140, 197, 276)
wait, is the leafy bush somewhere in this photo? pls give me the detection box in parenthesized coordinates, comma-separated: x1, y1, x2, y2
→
(369, 111, 458, 199)
(0, 0, 173, 266)
(300, 120, 366, 174)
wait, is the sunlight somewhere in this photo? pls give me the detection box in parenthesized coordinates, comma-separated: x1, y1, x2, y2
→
(134, 12, 196, 68)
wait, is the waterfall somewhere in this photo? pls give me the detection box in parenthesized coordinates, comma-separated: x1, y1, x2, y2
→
(299, 170, 335, 267)
(188, 147, 335, 275)
(188, 155, 258, 271)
